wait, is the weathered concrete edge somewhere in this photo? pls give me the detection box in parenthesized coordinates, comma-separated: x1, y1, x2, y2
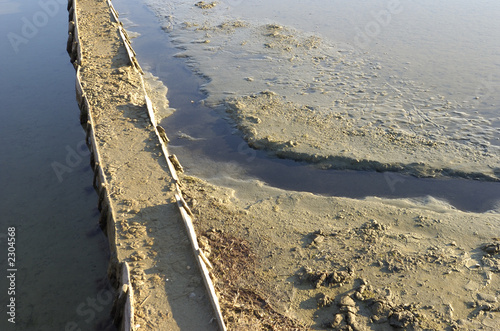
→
(66, 0, 227, 330)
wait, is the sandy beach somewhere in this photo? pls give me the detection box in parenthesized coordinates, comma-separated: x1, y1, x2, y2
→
(70, 0, 500, 330)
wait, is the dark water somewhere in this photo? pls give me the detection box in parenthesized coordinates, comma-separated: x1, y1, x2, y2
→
(0, 1, 114, 330)
(113, 0, 500, 214)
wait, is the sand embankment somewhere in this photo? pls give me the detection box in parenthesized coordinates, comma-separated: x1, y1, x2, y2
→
(66, 0, 221, 329)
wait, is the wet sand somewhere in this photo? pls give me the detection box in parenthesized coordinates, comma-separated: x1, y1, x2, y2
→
(226, 91, 500, 180)
(145, 0, 500, 181)
(182, 174, 500, 330)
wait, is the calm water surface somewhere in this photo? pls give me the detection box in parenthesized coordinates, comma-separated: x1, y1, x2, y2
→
(0, 1, 114, 330)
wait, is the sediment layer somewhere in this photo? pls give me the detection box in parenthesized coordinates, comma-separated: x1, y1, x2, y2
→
(226, 92, 500, 181)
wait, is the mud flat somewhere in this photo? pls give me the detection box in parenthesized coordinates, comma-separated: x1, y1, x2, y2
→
(225, 91, 500, 180)
(181, 175, 500, 330)
(145, 0, 500, 181)
(70, 0, 500, 330)
(142, 1, 499, 330)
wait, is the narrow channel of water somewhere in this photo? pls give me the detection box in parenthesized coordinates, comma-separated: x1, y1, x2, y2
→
(113, 1, 500, 213)
(0, 2, 115, 330)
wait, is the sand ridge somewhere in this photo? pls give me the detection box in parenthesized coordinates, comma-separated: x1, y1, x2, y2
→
(71, 0, 218, 329)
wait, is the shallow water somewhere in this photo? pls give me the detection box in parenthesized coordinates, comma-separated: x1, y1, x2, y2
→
(146, 0, 500, 148)
(0, 1, 114, 330)
(113, 0, 500, 213)
(231, 0, 500, 111)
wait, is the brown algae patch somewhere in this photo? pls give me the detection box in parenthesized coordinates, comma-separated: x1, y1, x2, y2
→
(225, 91, 500, 181)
